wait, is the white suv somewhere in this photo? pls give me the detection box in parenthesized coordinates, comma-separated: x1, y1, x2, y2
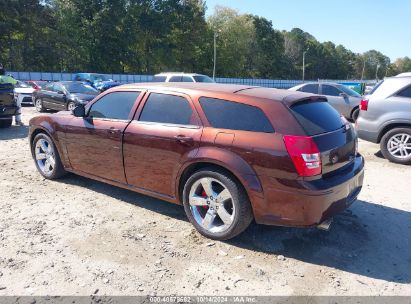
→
(152, 73, 215, 83)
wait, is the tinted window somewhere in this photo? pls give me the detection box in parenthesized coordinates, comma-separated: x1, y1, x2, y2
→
(299, 84, 319, 94)
(89, 91, 140, 120)
(193, 75, 214, 83)
(139, 93, 193, 125)
(199, 97, 274, 133)
(397, 85, 411, 98)
(182, 76, 194, 82)
(44, 83, 54, 91)
(63, 82, 98, 94)
(152, 76, 167, 82)
(322, 85, 341, 96)
(290, 99, 343, 136)
(53, 83, 64, 93)
(169, 76, 182, 82)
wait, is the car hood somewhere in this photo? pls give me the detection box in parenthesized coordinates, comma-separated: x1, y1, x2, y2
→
(14, 87, 34, 94)
(70, 93, 97, 102)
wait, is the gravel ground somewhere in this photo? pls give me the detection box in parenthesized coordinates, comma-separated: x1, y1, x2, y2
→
(0, 106, 410, 296)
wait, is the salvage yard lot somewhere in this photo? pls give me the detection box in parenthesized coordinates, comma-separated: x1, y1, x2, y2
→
(0, 107, 410, 295)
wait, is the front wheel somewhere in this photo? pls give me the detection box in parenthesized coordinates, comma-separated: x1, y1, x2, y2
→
(380, 128, 411, 164)
(32, 133, 67, 179)
(183, 168, 253, 240)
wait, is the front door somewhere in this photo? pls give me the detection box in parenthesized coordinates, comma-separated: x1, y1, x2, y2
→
(123, 91, 202, 198)
(64, 90, 142, 183)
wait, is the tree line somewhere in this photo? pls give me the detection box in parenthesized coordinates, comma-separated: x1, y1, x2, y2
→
(1, 0, 410, 80)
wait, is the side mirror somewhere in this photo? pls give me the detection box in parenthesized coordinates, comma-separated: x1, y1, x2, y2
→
(57, 90, 65, 95)
(72, 104, 86, 117)
(339, 92, 348, 98)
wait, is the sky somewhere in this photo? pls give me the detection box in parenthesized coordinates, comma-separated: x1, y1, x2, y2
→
(204, 0, 410, 62)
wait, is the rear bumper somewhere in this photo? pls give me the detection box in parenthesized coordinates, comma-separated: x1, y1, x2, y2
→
(254, 154, 365, 227)
(357, 128, 379, 143)
(0, 105, 18, 119)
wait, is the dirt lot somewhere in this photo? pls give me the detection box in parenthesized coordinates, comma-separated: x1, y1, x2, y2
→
(0, 106, 410, 296)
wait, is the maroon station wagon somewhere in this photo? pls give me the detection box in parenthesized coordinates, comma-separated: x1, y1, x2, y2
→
(29, 83, 364, 240)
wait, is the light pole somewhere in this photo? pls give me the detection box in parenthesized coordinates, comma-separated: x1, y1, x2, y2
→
(213, 30, 221, 80)
(302, 48, 309, 81)
(375, 64, 380, 81)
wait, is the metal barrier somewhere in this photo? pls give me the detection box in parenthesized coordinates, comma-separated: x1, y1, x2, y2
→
(8, 71, 370, 90)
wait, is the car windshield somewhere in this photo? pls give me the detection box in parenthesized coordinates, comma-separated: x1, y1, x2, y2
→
(90, 74, 110, 82)
(336, 84, 362, 97)
(64, 82, 98, 94)
(193, 75, 215, 83)
(15, 81, 31, 88)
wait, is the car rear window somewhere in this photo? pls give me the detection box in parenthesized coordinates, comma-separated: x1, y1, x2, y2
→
(152, 76, 167, 82)
(290, 99, 343, 136)
(199, 97, 274, 133)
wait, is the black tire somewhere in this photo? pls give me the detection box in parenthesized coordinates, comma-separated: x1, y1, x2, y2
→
(31, 132, 67, 179)
(351, 107, 360, 122)
(35, 98, 45, 112)
(0, 118, 12, 128)
(182, 167, 253, 240)
(380, 127, 411, 164)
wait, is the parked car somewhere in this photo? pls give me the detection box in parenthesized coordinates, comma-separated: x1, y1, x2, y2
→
(73, 73, 120, 91)
(153, 72, 215, 83)
(29, 83, 364, 240)
(33, 81, 99, 112)
(14, 81, 35, 105)
(289, 82, 362, 121)
(26, 80, 49, 90)
(356, 76, 411, 164)
(0, 82, 18, 128)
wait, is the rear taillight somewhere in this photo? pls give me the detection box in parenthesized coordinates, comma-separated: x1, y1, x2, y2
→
(360, 99, 368, 111)
(283, 135, 322, 177)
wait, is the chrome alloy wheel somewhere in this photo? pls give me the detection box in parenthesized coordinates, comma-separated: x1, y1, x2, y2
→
(35, 138, 56, 175)
(67, 102, 76, 111)
(387, 133, 411, 159)
(35, 99, 42, 112)
(189, 177, 235, 233)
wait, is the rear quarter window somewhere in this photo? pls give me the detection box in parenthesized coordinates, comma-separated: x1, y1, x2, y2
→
(290, 99, 343, 136)
(199, 97, 274, 133)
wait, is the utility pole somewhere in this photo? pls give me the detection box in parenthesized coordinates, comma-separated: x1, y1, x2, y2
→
(302, 48, 309, 81)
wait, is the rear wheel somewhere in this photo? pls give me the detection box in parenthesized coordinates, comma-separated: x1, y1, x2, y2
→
(35, 98, 45, 112)
(380, 128, 411, 164)
(351, 107, 360, 122)
(67, 102, 76, 111)
(183, 168, 253, 240)
(32, 133, 67, 179)
(0, 118, 12, 128)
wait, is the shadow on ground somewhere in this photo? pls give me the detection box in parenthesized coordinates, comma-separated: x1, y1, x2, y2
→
(0, 125, 29, 140)
(60, 174, 411, 284)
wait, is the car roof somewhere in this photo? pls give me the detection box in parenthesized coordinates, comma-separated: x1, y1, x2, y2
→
(116, 82, 322, 105)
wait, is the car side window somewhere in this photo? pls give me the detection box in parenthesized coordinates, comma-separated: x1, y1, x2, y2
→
(44, 83, 54, 91)
(53, 83, 64, 93)
(199, 97, 274, 133)
(182, 76, 194, 82)
(168, 76, 182, 82)
(299, 84, 319, 94)
(74, 75, 82, 81)
(322, 85, 341, 97)
(88, 91, 140, 120)
(396, 85, 411, 98)
(139, 93, 194, 126)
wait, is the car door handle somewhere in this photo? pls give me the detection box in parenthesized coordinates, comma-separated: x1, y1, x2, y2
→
(107, 128, 121, 134)
(174, 135, 193, 143)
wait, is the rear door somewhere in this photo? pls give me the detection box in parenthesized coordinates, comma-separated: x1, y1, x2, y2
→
(123, 91, 202, 197)
(289, 99, 357, 175)
(320, 84, 348, 116)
